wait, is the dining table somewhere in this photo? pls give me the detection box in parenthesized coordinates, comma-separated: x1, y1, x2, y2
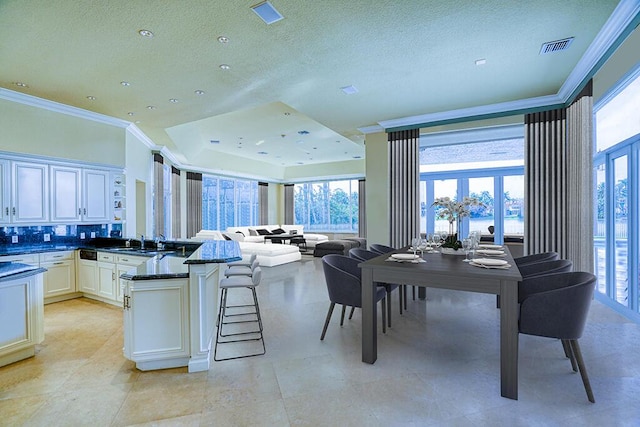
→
(359, 245, 523, 400)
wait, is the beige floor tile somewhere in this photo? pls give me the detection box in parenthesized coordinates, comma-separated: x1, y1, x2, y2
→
(200, 399, 290, 426)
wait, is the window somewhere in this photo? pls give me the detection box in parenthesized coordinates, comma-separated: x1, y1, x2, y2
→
(202, 175, 259, 231)
(294, 179, 359, 232)
(594, 65, 640, 320)
(419, 126, 525, 242)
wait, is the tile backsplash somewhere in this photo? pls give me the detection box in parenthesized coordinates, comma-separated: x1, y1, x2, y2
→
(0, 224, 123, 246)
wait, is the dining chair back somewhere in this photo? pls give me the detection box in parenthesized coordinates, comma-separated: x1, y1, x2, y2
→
(348, 247, 379, 261)
(518, 271, 597, 402)
(320, 255, 386, 340)
(514, 251, 559, 267)
(369, 244, 396, 255)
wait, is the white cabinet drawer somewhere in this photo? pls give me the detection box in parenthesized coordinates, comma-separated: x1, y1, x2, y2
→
(0, 253, 39, 265)
(116, 254, 148, 266)
(40, 251, 74, 262)
(96, 252, 115, 263)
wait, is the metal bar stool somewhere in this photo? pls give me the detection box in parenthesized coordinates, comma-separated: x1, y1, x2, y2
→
(224, 259, 259, 277)
(214, 267, 265, 361)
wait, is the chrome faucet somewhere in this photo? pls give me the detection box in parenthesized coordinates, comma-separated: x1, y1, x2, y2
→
(139, 234, 145, 249)
(155, 234, 165, 250)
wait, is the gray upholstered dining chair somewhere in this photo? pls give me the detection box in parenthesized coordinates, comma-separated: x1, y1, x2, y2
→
(320, 254, 387, 340)
(349, 248, 402, 325)
(514, 251, 559, 267)
(498, 258, 573, 308)
(368, 244, 414, 305)
(518, 271, 597, 402)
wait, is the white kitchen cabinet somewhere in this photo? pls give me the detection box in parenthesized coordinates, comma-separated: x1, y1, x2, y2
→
(50, 166, 82, 222)
(0, 159, 9, 223)
(122, 277, 190, 370)
(40, 251, 76, 301)
(77, 257, 98, 295)
(97, 252, 116, 300)
(0, 253, 39, 265)
(115, 254, 146, 303)
(0, 270, 45, 368)
(11, 161, 49, 223)
(83, 169, 110, 222)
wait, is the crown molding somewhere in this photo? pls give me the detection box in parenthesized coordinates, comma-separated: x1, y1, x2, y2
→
(558, 0, 640, 101)
(0, 88, 130, 128)
(358, 124, 385, 134)
(379, 94, 563, 131)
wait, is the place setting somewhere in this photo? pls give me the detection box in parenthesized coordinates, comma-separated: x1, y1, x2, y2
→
(386, 253, 426, 263)
(468, 257, 512, 270)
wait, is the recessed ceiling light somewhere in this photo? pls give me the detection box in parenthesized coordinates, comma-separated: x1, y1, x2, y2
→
(257, 151, 268, 155)
(194, 90, 205, 95)
(296, 162, 304, 165)
(284, 112, 291, 116)
(352, 155, 362, 159)
(298, 130, 309, 135)
(13, 82, 28, 88)
(121, 81, 131, 86)
(219, 64, 231, 70)
(217, 36, 229, 43)
(138, 29, 154, 38)
(256, 140, 265, 146)
(169, 98, 178, 103)
(147, 105, 156, 110)
(86, 96, 96, 100)
(475, 59, 487, 66)
(210, 140, 220, 144)
(340, 85, 358, 95)
(251, 1, 284, 25)
(127, 112, 134, 116)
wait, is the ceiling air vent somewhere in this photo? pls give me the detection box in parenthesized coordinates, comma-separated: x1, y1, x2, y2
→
(540, 37, 574, 54)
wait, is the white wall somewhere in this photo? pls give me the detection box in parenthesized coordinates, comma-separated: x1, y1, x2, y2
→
(125, 128, 153, 238)
(593, 24, 640, 102)
(364, 132, 390, 246)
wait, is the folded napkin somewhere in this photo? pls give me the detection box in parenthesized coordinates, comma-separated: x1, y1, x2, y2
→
(469, 261, 512, 270)
(386, 257, 426, 263)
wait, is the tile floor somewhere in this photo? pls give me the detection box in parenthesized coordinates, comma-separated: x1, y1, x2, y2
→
(1, 255, 640, 426)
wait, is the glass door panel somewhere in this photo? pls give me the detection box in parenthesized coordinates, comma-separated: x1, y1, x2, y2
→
(613, 155, 629, 307)
(433, 179, 457, 234)
(503, 175, 525, 236)
(594, 163, 607, 294)
(468, 177, 494, 237)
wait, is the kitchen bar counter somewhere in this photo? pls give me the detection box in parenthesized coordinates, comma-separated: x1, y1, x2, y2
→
(120, 240, 241, 373)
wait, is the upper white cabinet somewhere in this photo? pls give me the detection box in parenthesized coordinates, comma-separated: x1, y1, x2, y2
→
(0, 153, 121, 225)
(0, 159, 9, 223)
(12, 161, 49, 223)
(51, 165, 82, 222)
(83, 169, 110, 222)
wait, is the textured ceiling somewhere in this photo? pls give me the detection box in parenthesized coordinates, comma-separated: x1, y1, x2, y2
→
(0, 0, 624, 169)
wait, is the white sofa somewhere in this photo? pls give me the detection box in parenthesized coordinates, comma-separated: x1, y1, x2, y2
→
(225, 225, 328, 248)
(193, 230, 301, 267)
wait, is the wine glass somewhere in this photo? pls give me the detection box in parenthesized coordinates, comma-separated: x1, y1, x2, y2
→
(419, 238, 428, 255)
(431, 233, 441, 252)
(411, 237, 420, 256)
(462, 238, 472, 262)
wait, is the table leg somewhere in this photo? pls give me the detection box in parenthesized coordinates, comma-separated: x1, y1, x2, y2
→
(500, 279, 518, 399)
(361, 268, 377, 364)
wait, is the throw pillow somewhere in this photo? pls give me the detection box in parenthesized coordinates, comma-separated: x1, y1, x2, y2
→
(249, 229, 258, 236)
(256, 229, 272, 235)
(271, 228, 286, 235)
(236, 230, 245, 237)
(221, 233, 232, 241)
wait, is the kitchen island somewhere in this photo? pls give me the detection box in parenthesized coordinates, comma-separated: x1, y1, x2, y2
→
(0, 263, 47, 368)
(119, 240, 241, 373)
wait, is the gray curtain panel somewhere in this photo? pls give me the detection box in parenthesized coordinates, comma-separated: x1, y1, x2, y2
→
(284, 184, 294, 225)
(186, 171, 203, 238)
(524, 80, 593, 271)
(171, 166, 181, 239)
(358, 179, 366, 238)
(153, 153, 164, 239)
(387, 129, 420, 248)
(259, 182, 269, 225)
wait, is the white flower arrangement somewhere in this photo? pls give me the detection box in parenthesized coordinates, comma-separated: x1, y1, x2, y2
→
(431, 196, 483, 224)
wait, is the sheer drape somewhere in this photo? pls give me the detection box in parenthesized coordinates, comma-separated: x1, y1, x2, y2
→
(259, 182, 268, 225)
(153, 153, 164, 239)
(171, 166, 181, 239)
(358, 179, 366, 238)
(284, 184, 294, 225)
(388, 129, 420, 248)
(186, 171, 202, 238)
(524, 80, 593, 271)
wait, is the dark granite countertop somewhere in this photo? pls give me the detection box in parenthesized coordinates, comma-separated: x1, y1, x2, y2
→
(119, 240, 241, 281)
(0, 262, 47, 282)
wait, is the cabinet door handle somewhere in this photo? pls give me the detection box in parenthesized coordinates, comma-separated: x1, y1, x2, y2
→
(53, 255, 63, 258)
(53, 261, 64, 265)
(78, 208, 82, 215)
(83, 208, 87, 215)
(12, 207, 16, 215)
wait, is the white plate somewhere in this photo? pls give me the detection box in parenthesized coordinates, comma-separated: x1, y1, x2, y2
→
(470, 261, 511, 269)
(391, 253, 420, 260)
(478, 244, 502, 249)
(472, 257, 508, 266)
(476, 249, 505, 255)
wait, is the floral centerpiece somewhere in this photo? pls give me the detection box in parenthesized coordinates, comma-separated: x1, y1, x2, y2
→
(431, 196, 483, 250)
